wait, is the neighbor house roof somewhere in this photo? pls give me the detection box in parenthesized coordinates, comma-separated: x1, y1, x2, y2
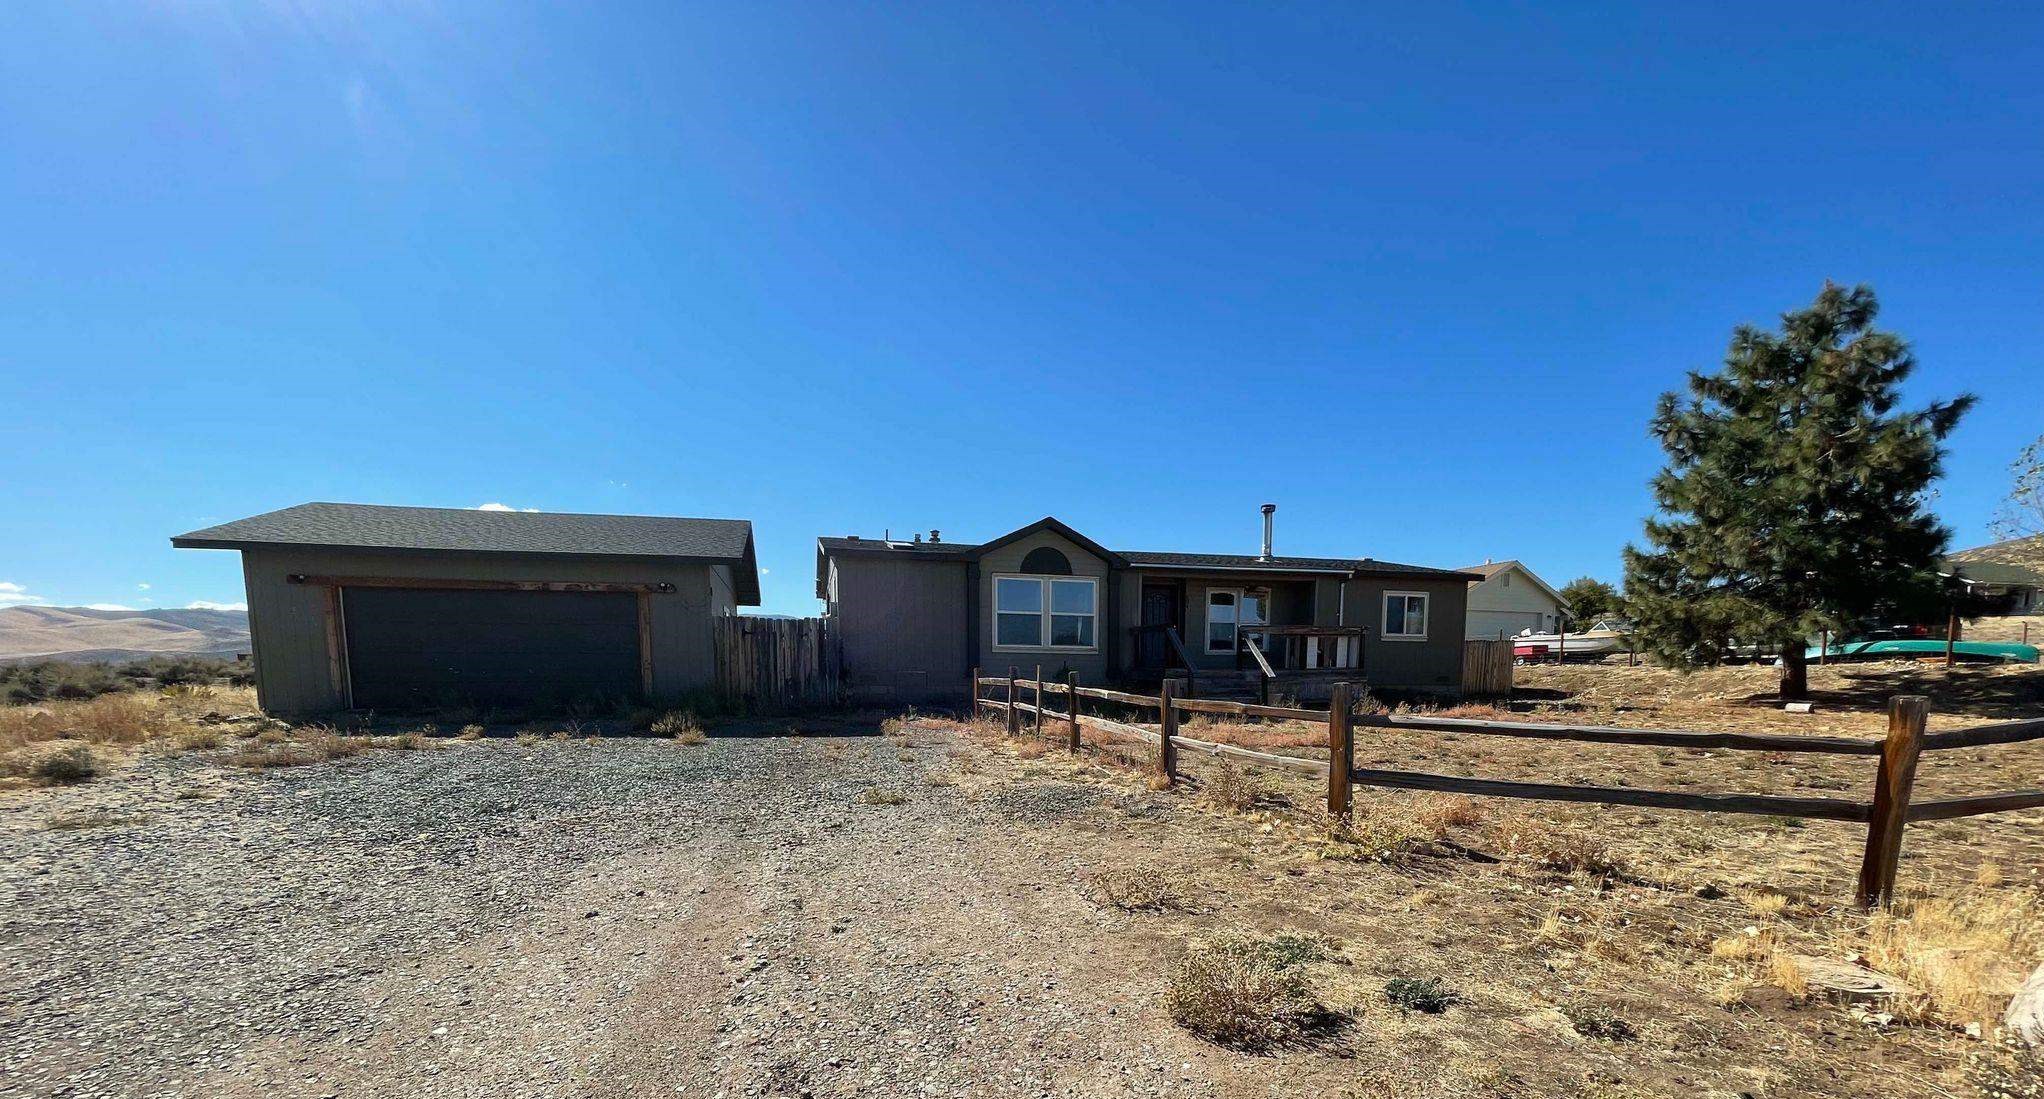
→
(173, 502, 760, 604)
(1459, 559, 1567, 605)
(1941, 559, 2044, 587)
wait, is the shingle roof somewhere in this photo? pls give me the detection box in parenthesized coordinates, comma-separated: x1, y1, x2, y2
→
(1943, 559, 2044, 586)
(816, 533, 1475, 580)
(174, 503, 760, 602)
(1119, 550, 1361, 573)
(817, 536, 977, 559)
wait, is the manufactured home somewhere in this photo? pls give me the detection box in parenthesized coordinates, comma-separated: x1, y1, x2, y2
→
(817, 509, 1476, 705)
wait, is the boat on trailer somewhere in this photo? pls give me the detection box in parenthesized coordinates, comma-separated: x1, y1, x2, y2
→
(1512, 619, 1630, 661)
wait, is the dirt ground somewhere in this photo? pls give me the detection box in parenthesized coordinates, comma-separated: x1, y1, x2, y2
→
(2, 662, 2039, 1099)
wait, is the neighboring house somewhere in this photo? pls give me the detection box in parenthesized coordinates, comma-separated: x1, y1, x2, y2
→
(1461, 560, 1567, 639)
(172, 502, 759, 714)
(815, 512, 1476, 704)
(1941, 559, 2043, 616)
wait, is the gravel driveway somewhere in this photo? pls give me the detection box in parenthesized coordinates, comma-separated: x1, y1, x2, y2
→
(0, 724, 1308, 1099)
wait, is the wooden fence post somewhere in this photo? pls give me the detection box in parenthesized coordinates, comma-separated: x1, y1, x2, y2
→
(1006, 666, 1019, 736)
(1065, 670, 1080, 752)
(1034, 664, 1045, 738)
(1327, 681, 1354, 818)
(1856, 695, 1929, 909)
(969, 665, 980, 717)
(1157, 677, 1179, 784)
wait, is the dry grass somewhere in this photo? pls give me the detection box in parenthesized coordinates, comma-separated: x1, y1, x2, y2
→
(1483, 812, 1629, 878)
(0, 741, 102, 785)
(856, 787, 908, 806)
(1091, 862, 1181, 911)
(1860, 882, 2044, 1025)
(652, 711, 703, 740)
(43, 809, 143, 831)
(457, 724, 485, 741)
(227, 730, 371, 770)
(1201, 761, 1265, 813)
(514, 732, 540, 746)
(0, 693, 169, 754)
(1165, 934, 1327, 1048)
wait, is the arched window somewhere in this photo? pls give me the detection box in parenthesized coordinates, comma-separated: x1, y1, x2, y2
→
(1019, 546, 1073, 576)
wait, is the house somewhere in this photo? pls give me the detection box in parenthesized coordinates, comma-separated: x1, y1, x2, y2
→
(1941, 559, 2043, 616)
(172, 502, 759, 714)
(815, 509, 1476, 704)
(1461, 559, 1567, 639)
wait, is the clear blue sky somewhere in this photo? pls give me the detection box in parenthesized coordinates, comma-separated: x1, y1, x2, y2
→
(3, 3, 2039, 616)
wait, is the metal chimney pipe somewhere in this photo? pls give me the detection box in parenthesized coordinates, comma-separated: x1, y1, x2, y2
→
(1260, 503, 1276, 561)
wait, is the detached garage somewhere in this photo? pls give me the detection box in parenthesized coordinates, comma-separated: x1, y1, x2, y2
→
(172, 502, 759, 714)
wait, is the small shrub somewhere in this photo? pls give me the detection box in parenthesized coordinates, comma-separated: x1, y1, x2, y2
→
(1092, 864, 1180, 911)
(1384, 976, 1458, 1014)
(1202, 762, 1262, 813)
(514, 732, 540, 746)
(175, 729, 225, 751)
(1485, 813, 1627, 878)
(1166, 935, 1323, 1048)
(10, 743, 102, 784)
(457, 724, 485, 741)
(652, 712, 702, 739)
(674, 728, 709, 746)
(383, 732, 430, 751)
(1560, 1003, 1637, 1042)
(857, 787, 908, 806)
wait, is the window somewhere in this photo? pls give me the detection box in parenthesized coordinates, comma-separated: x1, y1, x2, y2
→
(994, 575, 1097, 649)
(1382, 592, 1429, 640)
(1206, 591, 1237, 652)
(1205, 589, 1269, 653)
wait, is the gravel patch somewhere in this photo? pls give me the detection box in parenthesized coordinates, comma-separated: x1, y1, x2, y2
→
(0, 725, 1289, 1098)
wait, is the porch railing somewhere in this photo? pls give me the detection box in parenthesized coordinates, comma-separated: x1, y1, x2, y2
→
(1129, 623, 1198, 674)
(1238, 625, 1368, 673)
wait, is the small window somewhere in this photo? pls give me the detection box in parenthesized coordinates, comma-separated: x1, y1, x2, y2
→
(1382, 592, 1429, 640)
(1206, 590, 1238, 653)
(1019, 546, 1073, 575)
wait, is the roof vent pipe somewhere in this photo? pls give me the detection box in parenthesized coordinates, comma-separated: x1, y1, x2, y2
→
(1260, 503, 1276, 561)
(930, 529, 941, 543)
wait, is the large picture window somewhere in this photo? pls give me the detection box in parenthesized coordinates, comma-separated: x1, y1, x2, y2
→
(1382, 592, 1429, 640)
(994, 575, 1097, 649)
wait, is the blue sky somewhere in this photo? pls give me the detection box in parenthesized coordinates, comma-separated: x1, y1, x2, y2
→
(2, 3, 2039, 617)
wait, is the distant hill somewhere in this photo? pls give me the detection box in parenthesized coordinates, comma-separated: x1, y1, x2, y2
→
(1949, 534, 2044, 577)
(0, 606, 250, 665)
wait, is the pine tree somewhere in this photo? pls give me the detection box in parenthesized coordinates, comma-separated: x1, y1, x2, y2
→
(1622, 284, 1973, 699)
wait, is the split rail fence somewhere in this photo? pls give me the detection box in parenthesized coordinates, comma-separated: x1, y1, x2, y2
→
(968, 664, 2044, 909)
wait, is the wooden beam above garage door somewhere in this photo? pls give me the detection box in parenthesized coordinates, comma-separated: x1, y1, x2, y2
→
(287, 574, 676, 594)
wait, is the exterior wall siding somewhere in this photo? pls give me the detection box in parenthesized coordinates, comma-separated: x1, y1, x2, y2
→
(1342, 575, 1469, 692)
(238, 547, 720, 714)
(1465, 568, 1562, 639)
(978, 531, 1110, 684)
(830, 555, 968, 705)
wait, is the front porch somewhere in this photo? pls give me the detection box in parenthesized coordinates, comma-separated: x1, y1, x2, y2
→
(1123, 570, 1367, 703)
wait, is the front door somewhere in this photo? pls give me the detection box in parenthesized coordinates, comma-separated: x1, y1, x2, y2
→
(1137, 583, 1180, 669)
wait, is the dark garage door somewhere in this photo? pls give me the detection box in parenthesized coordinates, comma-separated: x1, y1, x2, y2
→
(342, 587, 641, 709)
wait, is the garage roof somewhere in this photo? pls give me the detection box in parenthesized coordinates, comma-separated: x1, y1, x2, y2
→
(173, 502, 760, 604)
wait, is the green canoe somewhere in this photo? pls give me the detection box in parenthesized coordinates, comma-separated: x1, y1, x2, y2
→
(1803, 639, 2041, 664)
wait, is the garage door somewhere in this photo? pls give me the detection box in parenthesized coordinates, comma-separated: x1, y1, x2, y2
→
(342, 587, 641, 709)
(1467, 609, 1546, 640)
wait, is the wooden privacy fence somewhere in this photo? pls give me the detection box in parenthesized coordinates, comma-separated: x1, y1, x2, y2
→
(712, 616, 841, 711)
(1461, 639, 1514, 697)
(968, 664, 2044, 909)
